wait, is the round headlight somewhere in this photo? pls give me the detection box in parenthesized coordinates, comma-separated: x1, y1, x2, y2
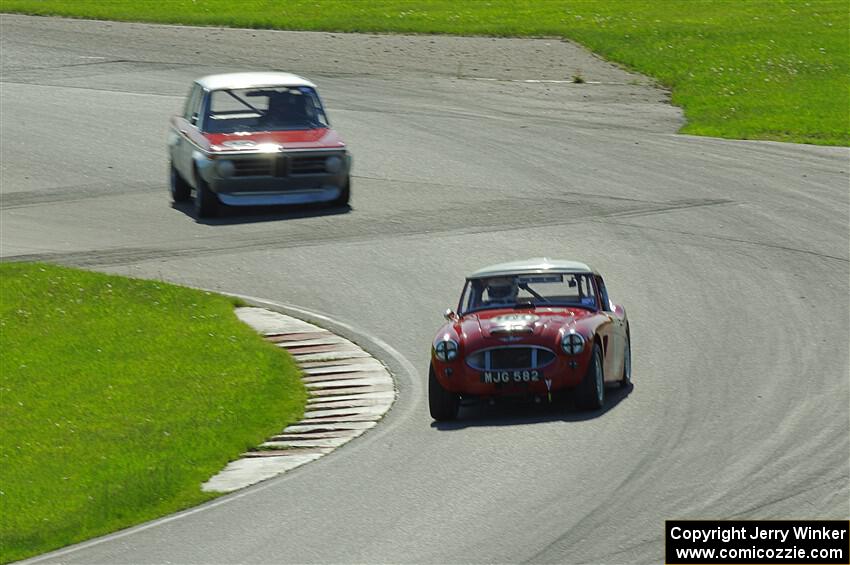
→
(561, 332, 585, 355)
(215, 159, 235, 178)
(434, 339, 459, 361)
(325, 155, 343, 174)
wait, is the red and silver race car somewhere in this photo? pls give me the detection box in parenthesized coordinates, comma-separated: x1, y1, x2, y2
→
(168, 72, 351, 218)
(429, 258, 631, 421)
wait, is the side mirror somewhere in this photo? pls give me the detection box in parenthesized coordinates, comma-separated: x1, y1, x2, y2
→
(444, 308, 458, 321)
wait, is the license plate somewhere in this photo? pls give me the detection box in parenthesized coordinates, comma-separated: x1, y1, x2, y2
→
(481, 370, 542, 384)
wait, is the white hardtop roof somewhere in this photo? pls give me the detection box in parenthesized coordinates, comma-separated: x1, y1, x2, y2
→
(196, 72, 316, 91)
(468, 258, 596, 279)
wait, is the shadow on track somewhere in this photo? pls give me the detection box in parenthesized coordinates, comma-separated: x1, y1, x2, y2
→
(431, 383, 634, 430)
(171, 201, 351, 225)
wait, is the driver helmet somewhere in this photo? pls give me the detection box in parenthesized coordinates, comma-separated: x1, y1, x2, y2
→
(487, 278, 518, 303)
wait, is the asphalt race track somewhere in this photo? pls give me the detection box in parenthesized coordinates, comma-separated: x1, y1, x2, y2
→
(2, 15, 848, 564)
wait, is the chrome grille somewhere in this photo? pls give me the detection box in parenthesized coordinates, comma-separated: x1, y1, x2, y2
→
(274, 156, 288, 177)
(466, 346, 556, 371)
(290, 156, 328, 175)
(232, 158, 273, 177)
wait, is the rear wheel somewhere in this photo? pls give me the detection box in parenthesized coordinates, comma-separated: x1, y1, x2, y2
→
(428, 364, 459, 421)
(194, 175, 218, 218)
(169, 161, 191, 203)
(619, 331, 631, 388)
(576, 342, 605, 410)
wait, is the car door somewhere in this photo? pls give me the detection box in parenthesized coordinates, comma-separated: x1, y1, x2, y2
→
(173, 83, 203, 183)
(595, 275, 626, 382)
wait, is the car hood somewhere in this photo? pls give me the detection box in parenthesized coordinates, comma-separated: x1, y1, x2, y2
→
(205, 128, 346, 152)
(459, 307, 593, 346)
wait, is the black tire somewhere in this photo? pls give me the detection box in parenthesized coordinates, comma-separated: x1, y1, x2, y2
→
(576, 342, 605, 410)
(331, 175, 350, 207)
(619, 331, 631, 388)
(169, 161, 191, 203)
(194, 175, 219, 218)
(428, 364, 459, 421)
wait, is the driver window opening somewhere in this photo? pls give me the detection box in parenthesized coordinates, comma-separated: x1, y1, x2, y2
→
(596, 277, 612, 312)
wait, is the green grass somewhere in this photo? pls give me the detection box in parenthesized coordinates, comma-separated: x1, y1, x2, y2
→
(1, 0, 847, 145)
(0, 263, 307, 563)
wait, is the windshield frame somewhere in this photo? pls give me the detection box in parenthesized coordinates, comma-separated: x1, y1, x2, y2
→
(457, 272, 601, 315)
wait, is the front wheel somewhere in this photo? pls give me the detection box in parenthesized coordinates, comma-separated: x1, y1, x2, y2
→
(169, 161, 191, 203)
(194, 176, 219, 218)
(576, 342, 605, 410)
(428, 364, 459, 421)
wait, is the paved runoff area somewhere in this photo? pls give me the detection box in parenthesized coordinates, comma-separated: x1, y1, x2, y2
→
(202, 307, 395, 492)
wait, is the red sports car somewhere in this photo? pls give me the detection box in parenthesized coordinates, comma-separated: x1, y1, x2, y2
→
(429, 258, 631, 421)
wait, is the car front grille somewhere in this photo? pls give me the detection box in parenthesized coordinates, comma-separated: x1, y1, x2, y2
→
(227, 153, 339, 177)
(232, 158, 273, 177)
(289, 156, 328, 175)
(466, 347, 556, 371)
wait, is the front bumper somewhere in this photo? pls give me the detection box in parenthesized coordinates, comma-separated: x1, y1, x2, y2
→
(216, 187, 344, 206)
(432, 352, 590, 396)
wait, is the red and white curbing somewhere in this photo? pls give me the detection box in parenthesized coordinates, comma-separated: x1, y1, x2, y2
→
(202, 307, 395, 493)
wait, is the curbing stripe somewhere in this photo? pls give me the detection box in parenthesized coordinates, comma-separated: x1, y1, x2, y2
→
(299, 357, 385, 369)
(302, 372, 390, 383)
(242, 447, 331, 457)
(275, 338, 350, 348)
(307, 391, 396, 404)
(302, 405, 388, 419)
(303, 378, 390, 390)
(302, 372, 390, 385)
(265, 331, 331, 342)
(309, 384, 394, 396)
(304, 397, 395, 410)
(201, 307, 395, 493)
(283, 421, 377, 433)
(261, 437, 353, 449)
(291, 350, 373, 362)
(269, 430, 356, 439)
(299, 414, 386, 424)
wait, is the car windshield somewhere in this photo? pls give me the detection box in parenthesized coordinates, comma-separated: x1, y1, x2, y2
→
(459, 273, 598, 314)
(204, 86, 329, 133)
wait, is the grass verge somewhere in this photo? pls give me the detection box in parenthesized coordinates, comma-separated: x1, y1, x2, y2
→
(1, 0, 848, 145)
(0, 263, 307, 563)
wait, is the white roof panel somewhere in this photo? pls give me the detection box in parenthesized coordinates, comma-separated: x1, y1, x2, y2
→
(196, 72, 316, 91)
(468, 257, 595, 279)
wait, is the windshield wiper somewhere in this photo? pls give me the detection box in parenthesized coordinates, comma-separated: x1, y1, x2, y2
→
(518, 283, 549, 303)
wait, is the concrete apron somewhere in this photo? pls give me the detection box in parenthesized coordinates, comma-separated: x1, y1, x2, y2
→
(202, 307, 396, 492)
